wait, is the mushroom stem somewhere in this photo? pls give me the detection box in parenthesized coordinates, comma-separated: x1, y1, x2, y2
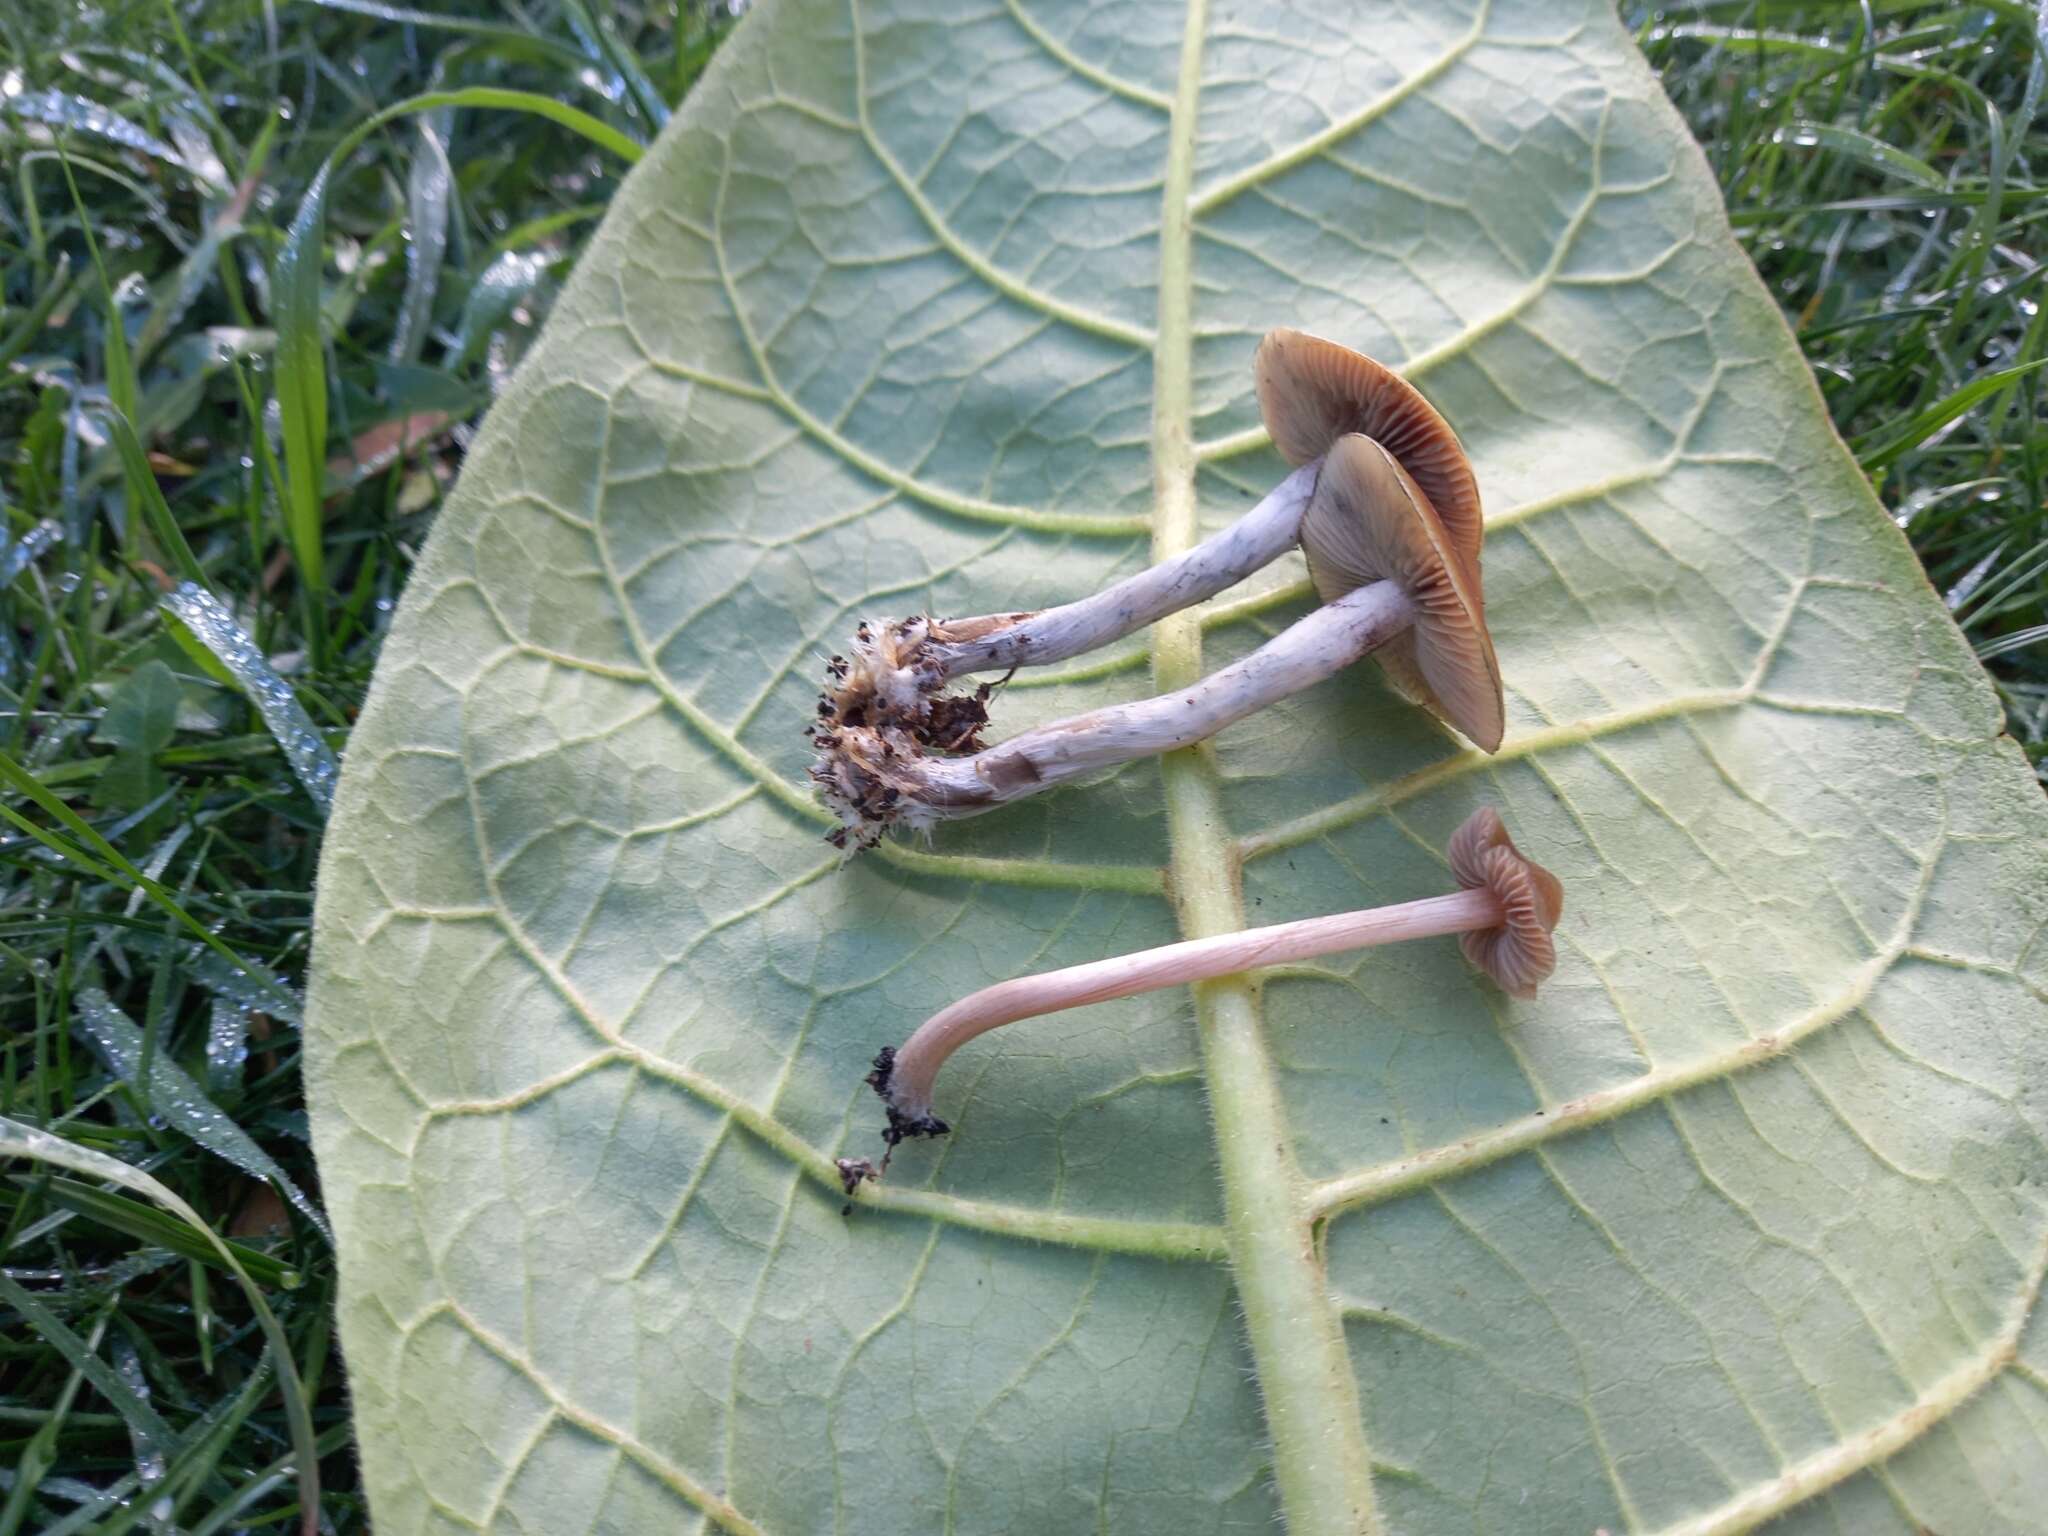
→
(842, 805, 1563, 1181)
(855, 578, 1414, 819)
(925, 461, 1323, 679)
(873, 885, 1500, 1137)
(811, 359, 1503, 849)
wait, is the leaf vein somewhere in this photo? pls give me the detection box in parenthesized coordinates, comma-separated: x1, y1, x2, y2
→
(1000, 0, 1174, 110)
(1313, 832, 1942, 1219)
(1189, 0, 1494, 215)
(1645, 1232, 2048, 1536)
(696, 130, 1150, 536)
(433, 1301, 774, 1536)
(849, 0, 1155, 347)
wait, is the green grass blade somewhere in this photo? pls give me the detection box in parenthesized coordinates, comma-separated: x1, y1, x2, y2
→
(161, 584, 340, 813)
(55, 148, 140, 425)
(332, 88, 645, 175)
(1771, 120, 1946, 189)
(1854, 358, 2048, 471)
(24, 1175, 300, 1288)
(389, 113, 454, 366)
(272, 85, 643, 607)
(1979, 624, 2048, 662)
(303, 0, 583, 49)
(100, 406, 208, 587)
(559, 0, 670, 126)
(33, 1473, 143, 1536)
(87, 1355, 275, 1536)
(151, 1358, 277, 1533)
(0, 1274, 176, 1454)
(184, 1422, 355, 1536)
(273, 159, 332, 601)
(0, 1323, 95, 1536)
(73, 988, 330, 1242)
(0, 253, 73, 373)
(0, 750, 299, 1013)
(0, 1116, 320, 1536)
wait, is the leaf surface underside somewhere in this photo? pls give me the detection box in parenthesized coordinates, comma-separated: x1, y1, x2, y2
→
(307, 1, 2048, 1531)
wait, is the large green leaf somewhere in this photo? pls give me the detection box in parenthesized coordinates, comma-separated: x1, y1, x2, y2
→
(305, 1, 2048, 1531)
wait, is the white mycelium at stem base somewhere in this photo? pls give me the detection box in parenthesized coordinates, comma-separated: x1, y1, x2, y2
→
(808, 329, 1496, 848)
(842, 808, 1562, 1183)
(802, 463, 1322, 845)
(811, 434, 1502, 842)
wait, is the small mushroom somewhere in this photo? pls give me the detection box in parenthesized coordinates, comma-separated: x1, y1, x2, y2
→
(1257, 327, 1483, 585)
(920, 328, 1478, 682)
(840, 806, 1562, 1182)
(1446, 805, 1564, 998)
(809, 330, 1483, 843)
(813, 432, 1502, 831)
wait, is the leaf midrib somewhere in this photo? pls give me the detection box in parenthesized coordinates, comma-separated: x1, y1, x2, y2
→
(1146, 6, 1383, 1531)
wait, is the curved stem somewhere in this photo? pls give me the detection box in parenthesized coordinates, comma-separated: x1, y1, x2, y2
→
(884, 886, 1499, 1115)
(926, 460, 1321, 678)
(900, 577, 1413, 814)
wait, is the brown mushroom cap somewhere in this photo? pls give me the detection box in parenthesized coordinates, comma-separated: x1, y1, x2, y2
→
(1447, 807, 1564, 998)
(1302, 435, 1505, 751)
(1255, 328, 1483, 580)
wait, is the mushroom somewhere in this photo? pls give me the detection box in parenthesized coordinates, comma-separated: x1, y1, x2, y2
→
(812, 432, 1503, 835)
(809, 331, 1487, 845)
(928, 329, 1482, 678)
(839, 806, 1561, 1185)
(1257, 327, 1483, 586)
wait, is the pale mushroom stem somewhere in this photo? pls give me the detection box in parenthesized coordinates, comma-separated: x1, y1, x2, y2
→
(841, 804, 1562, 1184)
(924, 461, 1323, 679)
(874, 578, 1413, 818)
(868, 885, 1501, 1145)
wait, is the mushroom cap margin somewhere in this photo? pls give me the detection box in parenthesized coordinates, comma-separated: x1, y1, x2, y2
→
(1446, 806, 1564, 998)
(1255, 327, 1483, 581)
(1301, 434, 1505, 752)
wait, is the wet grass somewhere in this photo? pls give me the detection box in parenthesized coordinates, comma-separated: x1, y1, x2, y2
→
(0, 1, 2042, 1528)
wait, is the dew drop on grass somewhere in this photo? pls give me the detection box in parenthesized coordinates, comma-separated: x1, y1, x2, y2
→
(4, 87, 178, 163)
(0, 518, 63, 586)
(162, 583, 339, 813)
(111, 1333, 172, 1506)
(1945, 546, 2001, 610)
(207, 997, 252, 1094)
(191, 947, 303, 1028)
(75, 987, 328, 1239)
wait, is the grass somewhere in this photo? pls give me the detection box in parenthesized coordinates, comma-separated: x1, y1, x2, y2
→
(0, 0, 2042, 1529)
